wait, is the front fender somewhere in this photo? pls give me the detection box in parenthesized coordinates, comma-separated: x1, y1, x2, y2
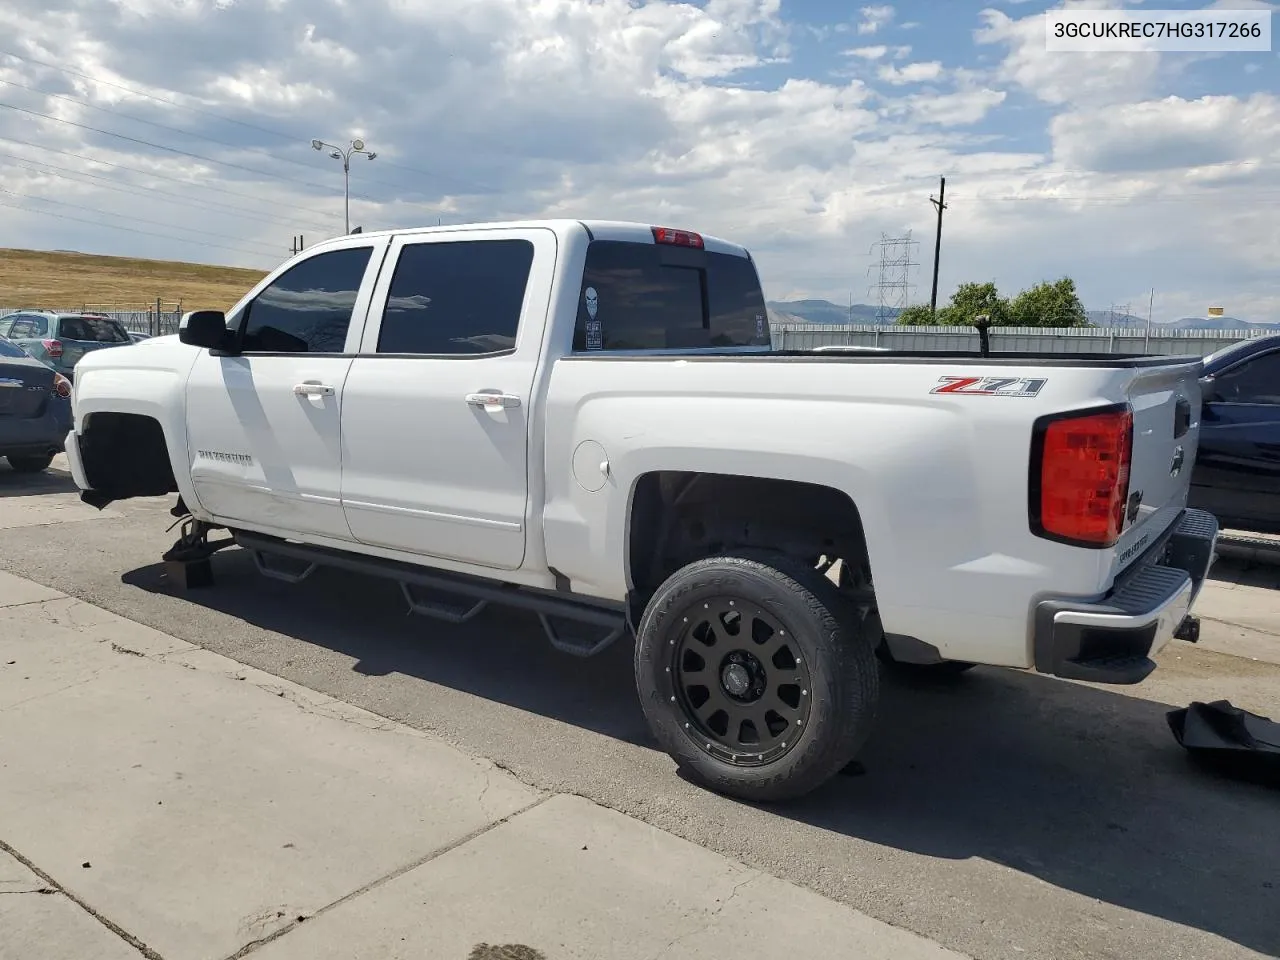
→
(71, 345, 205, 516)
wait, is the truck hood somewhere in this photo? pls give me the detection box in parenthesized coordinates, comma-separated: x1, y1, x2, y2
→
(134, 334, 183, 347)
(76, 333, 198, 369)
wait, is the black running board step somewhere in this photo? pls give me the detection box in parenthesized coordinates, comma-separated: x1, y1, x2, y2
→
(233, 531, 628, 657)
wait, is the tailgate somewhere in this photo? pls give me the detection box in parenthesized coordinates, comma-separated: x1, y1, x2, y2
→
(1109, 358, 1204, 576)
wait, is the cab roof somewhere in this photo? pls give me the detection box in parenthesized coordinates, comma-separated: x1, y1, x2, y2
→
(311, 219, 752, 259)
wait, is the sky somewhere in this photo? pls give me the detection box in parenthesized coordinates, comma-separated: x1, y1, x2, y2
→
(0, 0, 1277, 322)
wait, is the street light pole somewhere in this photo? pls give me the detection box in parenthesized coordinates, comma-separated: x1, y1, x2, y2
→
(310, 137, 377, 235)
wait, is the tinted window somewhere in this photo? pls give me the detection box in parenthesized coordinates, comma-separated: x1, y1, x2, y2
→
(1210, 351, 1280, 405)
(0, 337, 28, 359)
(241, 246, 373, 353)
(59, 316, 130, 342)
(377, 239, 534, 355)
(6, 315, 49, 338)
(573, 240, 769, 351)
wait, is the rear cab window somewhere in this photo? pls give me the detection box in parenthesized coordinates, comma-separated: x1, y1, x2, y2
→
(573, 239, 770, 352)
(59, 315, 131, 343)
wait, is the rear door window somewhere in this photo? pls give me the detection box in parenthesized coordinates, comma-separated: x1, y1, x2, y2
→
(377, 239, 534, 355)
(59, 316, 130, 342)
(573, 240, 769, 351)
(6, 315, 49, 338)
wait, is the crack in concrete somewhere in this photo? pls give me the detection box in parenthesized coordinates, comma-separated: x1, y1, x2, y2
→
(221, 792, 553, 960)
(647, 871, 762, 960)
(0, 672, 107, 714)
(0, 837, 165, 959)
(0, 596, 63, 612)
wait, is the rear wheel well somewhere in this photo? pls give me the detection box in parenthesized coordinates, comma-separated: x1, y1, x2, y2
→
(80, 413, 177, 500)
(627, 471, 872, 605)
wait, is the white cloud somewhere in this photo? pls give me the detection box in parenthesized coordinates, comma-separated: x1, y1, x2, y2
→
(900, 88, 1008, 126)
(856, 4, 895, 35)
(844, 45, 889, 59)
(845, 44, 912, 61)
(0, 0, 1276, 323)
(877, 61, 945, 84)
(974, 7, 1164, 107)
(1050, 94, 1280, 173)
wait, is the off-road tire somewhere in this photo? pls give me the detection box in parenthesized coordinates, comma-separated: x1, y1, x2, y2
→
(634, 552, 879, 803)
(6, 454, 54, 473)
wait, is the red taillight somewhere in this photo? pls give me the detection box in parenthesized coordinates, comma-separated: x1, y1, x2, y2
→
(52, 373, 71, 399)
(1032, 407, 1133, 547)
(651, 226, 704, 249)
(42, 338, 63, 358)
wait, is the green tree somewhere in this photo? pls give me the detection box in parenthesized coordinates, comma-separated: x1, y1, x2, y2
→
(1009, 277, 1089, 328)
(895, 304, 935, 326)
(936, 281, 1011, 327)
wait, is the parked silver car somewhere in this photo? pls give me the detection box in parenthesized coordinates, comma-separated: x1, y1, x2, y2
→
(0, 310, 133, 380)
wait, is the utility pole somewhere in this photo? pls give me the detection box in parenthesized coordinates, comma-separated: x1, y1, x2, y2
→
(289, 234, 305, 256)
(1145, 288, 1154, 351)
(929, 176, 947, 317)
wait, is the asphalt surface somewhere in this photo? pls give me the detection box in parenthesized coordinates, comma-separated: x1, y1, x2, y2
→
(2, 461, 1277, 960)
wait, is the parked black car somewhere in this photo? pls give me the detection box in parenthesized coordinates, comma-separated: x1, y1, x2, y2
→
(1187, 333, 1280, 534)
(0, 335, 73, 473)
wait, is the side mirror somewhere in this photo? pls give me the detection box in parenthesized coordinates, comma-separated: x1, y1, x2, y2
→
(180, 310, 231, 351)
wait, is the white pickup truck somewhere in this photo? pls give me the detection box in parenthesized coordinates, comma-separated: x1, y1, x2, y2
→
(64, 219, 1218, 802)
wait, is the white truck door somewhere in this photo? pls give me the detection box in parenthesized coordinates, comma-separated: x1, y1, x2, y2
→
(185, 238, 387, 541)
(339, 227, 556, 570)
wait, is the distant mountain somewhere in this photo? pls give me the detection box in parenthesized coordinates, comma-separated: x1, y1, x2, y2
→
(767, 299, 897, 324)
(1086, 310, 1280, 330)
(770, 299, 1279, 330)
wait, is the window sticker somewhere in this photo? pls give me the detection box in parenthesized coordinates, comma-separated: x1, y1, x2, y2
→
(584, 286, 603, 350)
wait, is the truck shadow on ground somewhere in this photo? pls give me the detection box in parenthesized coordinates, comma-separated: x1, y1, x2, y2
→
(0, 465, 79, 497)
(122, 548, 1280, 959)
(1209, 553, 1280, 591)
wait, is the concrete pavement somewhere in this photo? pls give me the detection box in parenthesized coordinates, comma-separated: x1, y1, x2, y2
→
(2, 458, 1278, 960)
(0, 569, 964, 960)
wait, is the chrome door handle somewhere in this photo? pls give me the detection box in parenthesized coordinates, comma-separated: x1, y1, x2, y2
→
(293, 382, 335, 397)
(465, 392, 521, 409)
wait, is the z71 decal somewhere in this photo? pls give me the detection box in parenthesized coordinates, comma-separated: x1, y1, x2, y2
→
(931, 376, 1047, 398)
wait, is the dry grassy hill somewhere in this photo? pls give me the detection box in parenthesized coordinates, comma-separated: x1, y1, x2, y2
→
(0, 248, 268, 313)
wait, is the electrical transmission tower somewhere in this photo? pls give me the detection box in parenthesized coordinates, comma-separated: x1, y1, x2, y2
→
(1107, 302, 1132, 326)
(866, 232, 919, 323)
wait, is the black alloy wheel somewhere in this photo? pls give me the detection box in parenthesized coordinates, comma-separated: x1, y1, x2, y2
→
(671, 598, 812, 766)
(635, 552, 879, 803)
